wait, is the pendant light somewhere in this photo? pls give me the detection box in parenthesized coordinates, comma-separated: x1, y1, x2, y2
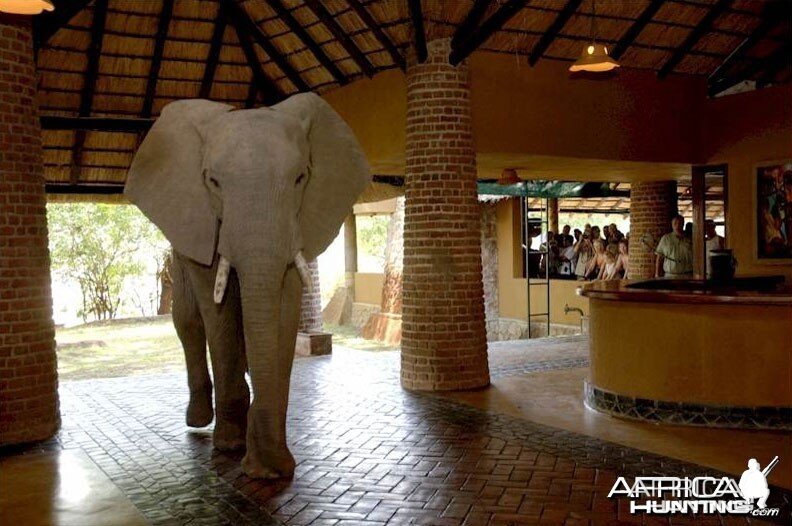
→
(569, 0, 619, 73)
(0, 0, 55, 15)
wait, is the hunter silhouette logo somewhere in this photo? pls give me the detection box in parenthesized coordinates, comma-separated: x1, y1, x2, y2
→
(738, 456, 778, 510)
(607, 456, 781, 516)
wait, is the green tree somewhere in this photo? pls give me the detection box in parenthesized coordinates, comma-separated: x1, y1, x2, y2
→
(47, 203, 167, 321)
(357, 214, 389, 267)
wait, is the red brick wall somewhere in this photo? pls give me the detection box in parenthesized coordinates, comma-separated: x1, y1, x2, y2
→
(628, 181, 678, 279)
(0, 18, 59, 445)
(401, 39, 490, 391)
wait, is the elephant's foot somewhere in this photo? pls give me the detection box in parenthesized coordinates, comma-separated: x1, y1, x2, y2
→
(186, 388, 214, 428)
(241, 449, 296, 480)
(213, 422, 246, 451)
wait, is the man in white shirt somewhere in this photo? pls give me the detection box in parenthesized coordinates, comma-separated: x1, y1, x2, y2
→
(655, 214, 693, 278)
(704, 219, 725, 277)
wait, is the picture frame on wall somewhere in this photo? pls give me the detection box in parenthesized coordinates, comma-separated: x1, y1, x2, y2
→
(754, 161, 792, 263)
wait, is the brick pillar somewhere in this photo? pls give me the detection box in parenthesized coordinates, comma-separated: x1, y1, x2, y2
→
(401, 38, 489, 391)
(298, 259, 322, 332)
(547, 198, 559, 235)
(480, 203, 499, 340)
(0, 18, 59, 445)
(628, 181, 678, 279)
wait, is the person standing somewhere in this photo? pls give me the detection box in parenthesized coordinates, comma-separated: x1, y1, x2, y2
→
(704, 219, 725, 277)
(655, 214, 693, 278)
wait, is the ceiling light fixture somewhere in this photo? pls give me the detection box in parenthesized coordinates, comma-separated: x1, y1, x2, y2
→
(0, 0, 55, 15)
(569, 0, 619, 73)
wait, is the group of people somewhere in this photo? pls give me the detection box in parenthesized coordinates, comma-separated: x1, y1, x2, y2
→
(541, 223, 629, 281)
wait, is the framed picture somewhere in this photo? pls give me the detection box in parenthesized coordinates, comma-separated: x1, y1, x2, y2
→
(754, 161, 792, 262)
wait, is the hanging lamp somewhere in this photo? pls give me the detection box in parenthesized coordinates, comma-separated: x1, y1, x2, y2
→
(569, 0, 619, 73)
(0, 0, 54, 15)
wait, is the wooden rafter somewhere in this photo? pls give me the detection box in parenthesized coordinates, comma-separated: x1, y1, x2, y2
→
(658, 0, 733, 79)
(33, 0, 93, 50)
(141, 0, 175, 117)
(303, 0, 375, 78)
(224, 0, 310, 92)
(71, 0, 109, 185)
(346, 0, 404, 70)
(450, 0, 528, 66)
(528, 0, 582, 66)
(709, 42, 792, 96)
(200, 2, 229, 99)
(41, 116, 155, 132)
(610, 0, 664, 60)
(452, 0, 490, 49)
(266, 0, 348, 85)
(229, 10, 284, 106)
(708, 0, 790, 83)
(407, 0, 427, 63)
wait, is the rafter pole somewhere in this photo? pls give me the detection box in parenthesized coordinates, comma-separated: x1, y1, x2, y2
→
(528, 0, 581, 66)
(303, 0, 375, 78)
(229, 11, 284, 106)
(709, 42, 792, 96)
(451, 0, 490, 49)
(71, 0, 109, 185)
(610, 0, 664, 60)
(346, 0, 404, 70)
(41, 116, 155, 132)
(658, 0, 733, 79)
(450, 0, 528, 66)
(200, 2, 229, 99)
(407, 0, 427, 63)
(708, 0, 790, 83)
(266, 0, 348, 84)
(33, 0, 93, 50)
(223, 0, 310, 92)
(141, 0, 175, 117)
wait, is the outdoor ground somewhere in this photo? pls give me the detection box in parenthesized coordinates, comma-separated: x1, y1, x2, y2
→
(56, 316, 397, 381)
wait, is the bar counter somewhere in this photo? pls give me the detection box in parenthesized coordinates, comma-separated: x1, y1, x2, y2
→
(578, 278, 792, 429)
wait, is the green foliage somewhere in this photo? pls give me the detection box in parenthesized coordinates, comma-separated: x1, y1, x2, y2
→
(47, 203, 168, 322)
(357, 214, 389, 266)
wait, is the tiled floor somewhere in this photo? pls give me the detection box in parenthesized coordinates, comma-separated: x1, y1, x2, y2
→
(1, 336, 790, 525)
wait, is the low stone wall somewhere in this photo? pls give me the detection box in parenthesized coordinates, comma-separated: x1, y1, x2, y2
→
(350, 303, 381, 329)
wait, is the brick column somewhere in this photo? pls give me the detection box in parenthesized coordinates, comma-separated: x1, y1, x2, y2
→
(0, 18, 59, 445)
(547, 198, 559, 235)
(401, 38, 489, 391)
(628, 181, 678, 279)
(298, 259, 322, 332)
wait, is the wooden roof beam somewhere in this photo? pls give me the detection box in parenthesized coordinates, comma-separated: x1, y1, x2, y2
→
(407, 0, 427, 63)
(658, 0, 733, 79)
(41, 116, 155, 132)
(303, 0, 376, 78)
(229, 11, 284, 106)
(610, 0, 664, 60)
(450, 0, 528, 66)
(265, 0, 348, 85)
(452, 0, 490, 49)
(528, 0, 582, 66)
(71, 0, 109, 185)
(708, 0, 790, 83)
(709, 42, 791, 96)
(200, 2, 229, 99)
(141, 0, 175, 117)
(224, 0, 310, 92)
(33, 0, 93, 50)
(346, 0, 405, 70)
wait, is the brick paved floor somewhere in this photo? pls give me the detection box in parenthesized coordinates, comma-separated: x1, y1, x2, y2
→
(3, 336, 789, 525)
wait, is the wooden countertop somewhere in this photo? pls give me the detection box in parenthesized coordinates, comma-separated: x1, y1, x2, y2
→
(577, 277, 792, 306)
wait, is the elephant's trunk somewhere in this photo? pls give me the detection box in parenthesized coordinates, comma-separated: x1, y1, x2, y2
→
(235, 259, 301, 479)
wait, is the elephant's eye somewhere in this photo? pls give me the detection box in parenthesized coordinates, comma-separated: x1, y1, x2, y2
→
(295, 173, 306, 186)
(209, 177, 220, 188)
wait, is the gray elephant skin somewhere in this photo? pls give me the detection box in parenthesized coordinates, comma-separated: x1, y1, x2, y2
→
(125, 93, 370, 479)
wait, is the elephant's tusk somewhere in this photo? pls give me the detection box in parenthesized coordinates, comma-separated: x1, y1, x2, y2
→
(214, 256, 231, 304)
(294, 251, 313, 293)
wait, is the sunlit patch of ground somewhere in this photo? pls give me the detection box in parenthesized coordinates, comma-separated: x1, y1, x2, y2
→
(56, 317, 396, 381)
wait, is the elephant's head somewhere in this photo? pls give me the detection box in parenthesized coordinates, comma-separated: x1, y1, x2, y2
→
(125, 92, 370, 281)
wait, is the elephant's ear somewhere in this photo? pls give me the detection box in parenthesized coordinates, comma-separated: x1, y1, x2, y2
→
(273, 93, 371, 261)
(125, 99, 233, 266)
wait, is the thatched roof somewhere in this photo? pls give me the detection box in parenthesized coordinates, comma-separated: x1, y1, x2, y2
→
(37, 0, 791, 193)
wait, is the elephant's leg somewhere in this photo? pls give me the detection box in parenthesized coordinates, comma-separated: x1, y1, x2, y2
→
(181, 255, 250, 451)
(171, 252, 213, 427)
(240, 266, 301, 480)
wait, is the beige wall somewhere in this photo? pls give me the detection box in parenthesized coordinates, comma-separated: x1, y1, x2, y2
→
(353, 273, 384, 306)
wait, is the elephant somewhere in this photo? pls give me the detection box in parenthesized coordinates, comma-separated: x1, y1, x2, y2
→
(125, 93, 370, 479)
